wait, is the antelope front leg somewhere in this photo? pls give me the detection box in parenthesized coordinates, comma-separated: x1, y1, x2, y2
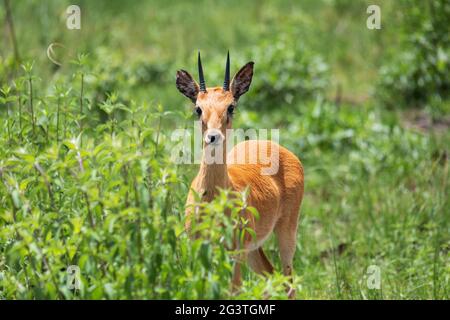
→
(231, 252, 247, 293)
(231, 260, 242, 292)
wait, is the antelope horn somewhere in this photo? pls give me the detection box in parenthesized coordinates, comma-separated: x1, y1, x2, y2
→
(223, 51, 230, 91)
(198, 51, 206, 92)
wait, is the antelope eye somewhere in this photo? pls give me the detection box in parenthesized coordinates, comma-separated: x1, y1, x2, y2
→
(195, 106, 202, 117)
(227, 105, 235, 115)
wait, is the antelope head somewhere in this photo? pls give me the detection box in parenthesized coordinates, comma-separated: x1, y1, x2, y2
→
(176, 52, 254, 147)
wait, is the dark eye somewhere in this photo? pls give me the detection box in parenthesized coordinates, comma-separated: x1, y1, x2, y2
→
(227, 105, 235, 115)
(195, 106, 202, 117)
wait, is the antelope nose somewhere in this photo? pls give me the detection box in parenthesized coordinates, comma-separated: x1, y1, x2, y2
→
(205, 130, 222, 145)
(208, 134, 217, 143)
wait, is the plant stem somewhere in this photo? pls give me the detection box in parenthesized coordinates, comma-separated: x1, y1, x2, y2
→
(80, 73, 84, 114)
(111, 112, 115, 137)
(18, 94, 22, 140)
(80, 73, 84, 124)
(79, 73, 84, 146)
(133, 174, 144, 265)
(28, 75, 36, 136)
(7, 102, 12, 143)
(155, 115, 162, 155)
(63, 104, 67, 140)
(56, 96, 60, 143)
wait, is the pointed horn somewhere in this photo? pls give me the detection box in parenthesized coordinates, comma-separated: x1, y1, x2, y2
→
(198, 51, 206, 92)
(223, 51, 230, 91)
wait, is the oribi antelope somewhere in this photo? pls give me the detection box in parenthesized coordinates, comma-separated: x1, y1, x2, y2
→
(176, 52, 304, 297)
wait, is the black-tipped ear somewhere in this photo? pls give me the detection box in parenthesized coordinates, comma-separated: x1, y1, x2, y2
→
(230, 62, 254, 101)
(176, 69, 199, 103)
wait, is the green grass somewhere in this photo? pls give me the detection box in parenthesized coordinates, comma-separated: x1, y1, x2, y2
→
(0, 0, 449, 299)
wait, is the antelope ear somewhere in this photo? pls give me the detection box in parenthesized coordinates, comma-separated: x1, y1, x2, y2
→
(230, 62, 254, 101)
(176, 70, 199, 103)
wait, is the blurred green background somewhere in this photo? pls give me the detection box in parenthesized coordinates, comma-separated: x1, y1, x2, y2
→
(0, 0, 448, 299)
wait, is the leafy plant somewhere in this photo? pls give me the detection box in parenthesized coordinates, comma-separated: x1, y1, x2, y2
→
(378, 0, 450, 111)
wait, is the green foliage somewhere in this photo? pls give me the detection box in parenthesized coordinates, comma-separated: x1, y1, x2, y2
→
(0, 92, 266, 298)
(378, 0, 450, 110)
(245, 35, 329, 109)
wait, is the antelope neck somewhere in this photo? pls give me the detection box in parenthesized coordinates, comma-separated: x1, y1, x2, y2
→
(196, 145, 230, 201)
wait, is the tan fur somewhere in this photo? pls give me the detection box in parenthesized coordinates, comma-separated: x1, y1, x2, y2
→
(184, 86, 304, 298)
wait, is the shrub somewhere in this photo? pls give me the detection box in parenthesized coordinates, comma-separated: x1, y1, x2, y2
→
(378, 0, 450, 109)
(245, 34, 329, 109)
